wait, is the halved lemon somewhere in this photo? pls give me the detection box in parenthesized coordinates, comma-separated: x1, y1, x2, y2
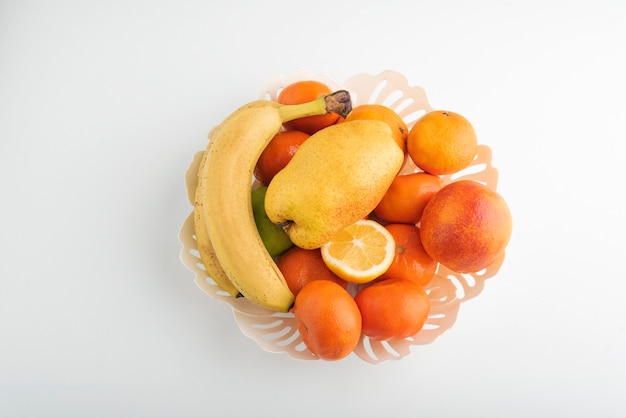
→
(320, 219, 396, 284)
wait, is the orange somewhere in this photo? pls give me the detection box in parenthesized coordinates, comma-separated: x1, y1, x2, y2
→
(277, 80, 343, 135)
(344, 104, 408, 153)
(254, 130, 309, 186)
(276, 246, 348, 296)
(376, 223, 437, 286)
(320, 219, 395, 284)
(373, 172, 443, 225)
(354, 278, 430, 341)
(420, 180, 512, 273)
(407, 110, 478, 175)
(291, 280, 362, 361)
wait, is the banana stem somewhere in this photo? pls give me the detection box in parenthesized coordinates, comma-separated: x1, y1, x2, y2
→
(324, 90, 352, 118)
(278, 90, 352, 122)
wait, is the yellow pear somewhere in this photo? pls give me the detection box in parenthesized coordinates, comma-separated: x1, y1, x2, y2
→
(264, 119, 405, 249)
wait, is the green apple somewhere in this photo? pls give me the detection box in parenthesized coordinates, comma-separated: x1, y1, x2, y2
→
(251, 186, 294, 257)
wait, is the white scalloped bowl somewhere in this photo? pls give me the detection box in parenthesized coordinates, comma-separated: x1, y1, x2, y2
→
(179, 70, 505, 363)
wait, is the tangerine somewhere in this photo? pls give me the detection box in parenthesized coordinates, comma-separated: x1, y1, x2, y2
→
(276, 246, 348, 296)
(254, 130, 309, 186)
(291, 280, 362, 361)
(377, 223, 437, 286)
(344, 104, 408, 153)
(373, 172, 443, 225)
(277, 80, 343, 135)
(407, 110, 478, 175)
(354, 279, 430, 341)
(420, 180, 512, 273)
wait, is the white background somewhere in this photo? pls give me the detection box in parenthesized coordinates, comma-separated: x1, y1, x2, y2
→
(2, 1, 625, 417)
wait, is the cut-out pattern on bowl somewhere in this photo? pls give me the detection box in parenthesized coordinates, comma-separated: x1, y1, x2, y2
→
(179, 70, 504, 363)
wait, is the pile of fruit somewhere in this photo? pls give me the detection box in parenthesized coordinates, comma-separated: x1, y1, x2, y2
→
(192, 78, 512, 361)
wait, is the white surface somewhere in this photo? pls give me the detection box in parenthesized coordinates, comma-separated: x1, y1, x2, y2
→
(1, 1, 625, 417)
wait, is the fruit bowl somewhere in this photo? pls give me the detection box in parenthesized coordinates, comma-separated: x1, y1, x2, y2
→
(179, 69, 504, 363)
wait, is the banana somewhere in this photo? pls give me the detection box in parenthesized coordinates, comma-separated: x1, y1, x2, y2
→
(192, 103, 276, 298)
(197, 91, 352, 312)
(193, 149, 241, 298)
